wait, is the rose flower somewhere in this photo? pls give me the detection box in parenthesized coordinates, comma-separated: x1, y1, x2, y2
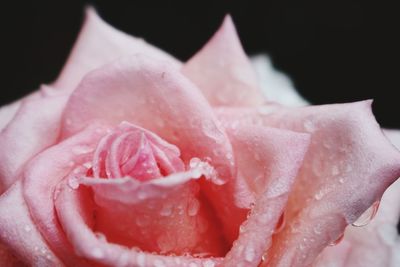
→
(1, 8, 400, 267)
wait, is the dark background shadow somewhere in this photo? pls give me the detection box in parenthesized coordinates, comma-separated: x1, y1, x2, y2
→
(1, 0, 398, 127)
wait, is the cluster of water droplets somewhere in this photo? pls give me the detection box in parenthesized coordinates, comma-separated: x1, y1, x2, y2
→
(189, 157, 225, 185)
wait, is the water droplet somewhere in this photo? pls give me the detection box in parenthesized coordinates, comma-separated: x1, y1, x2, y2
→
(203, 260, 215, 267)
(160, 204, 173, 217)
(303, 120, 315, 132)
(329, 233, 344, 246)
(313, 224, 323, 235)
(189, 157, 201, 168)
(262, 252, 268, 262)
(352, 200, 380, 227)
(136, 253, 146, 267)
(65, 118, 72, 126)
(136, 216, 150, 227)
(339, 178, 344, 184)
(189, 263, 198, 267)
(68, 177, 79, 189)
(239, 224, 245, 233)
(188, 199, 200, 216)
(94, 232, 107, 242)
(24, 225, 31, 232)
(72, 145, 94, 155)
(314, 191, 324, 200)
(153, 259, 166, 267)
(331, 165, 339, 176)
(274, 212, 286, 234)
(91, 247, 104, 259)
(244, 246, 255, 262)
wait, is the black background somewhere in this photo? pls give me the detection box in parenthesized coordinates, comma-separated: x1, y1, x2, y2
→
(1, 0, 399, 127)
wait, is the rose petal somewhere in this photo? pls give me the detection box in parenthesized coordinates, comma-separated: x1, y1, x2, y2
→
(62, 55, 234, 182)
(23, 123, 109, 266)
(314, 129, 400, 267)
(219, 125, 310, 266)
(0, 241, 23, 267)
(250, 54, 307, 107)
(0, 95, 67, 194)
(54, 7, 180, 92)
(0, 101, 20, 132)
(53, 180, 223, 267)
(217, 100, 400, 266)
(0, 181, 62, 266)
(58, 170, 227, 257)
(314, 179, 400, 267)
(182, 15, 263, 106)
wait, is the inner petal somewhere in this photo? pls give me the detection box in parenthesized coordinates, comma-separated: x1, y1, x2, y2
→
(92, 122, 184, 181)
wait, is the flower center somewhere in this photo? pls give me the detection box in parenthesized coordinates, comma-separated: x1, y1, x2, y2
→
(91, 122, 185, 180)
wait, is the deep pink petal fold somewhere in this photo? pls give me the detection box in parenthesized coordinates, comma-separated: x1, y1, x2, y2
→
(54, 179, 223, 267)
(0, 95, 67, 194)
(182, 15, 263, 106)
(219, 124, 310, 266)
(54, 7, 180, 92)
(23, 123, 110, 266)
(217, 101, 400, 266)
(62, 55, 234, 182)
(0, 181, 62, 266)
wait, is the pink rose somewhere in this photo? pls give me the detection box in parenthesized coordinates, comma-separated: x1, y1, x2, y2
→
(1, 7, 399, 267)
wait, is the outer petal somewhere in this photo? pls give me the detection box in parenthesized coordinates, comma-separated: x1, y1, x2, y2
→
(54, 7, 180, 92)
(216, 101, 400, 266)
(23, 123, 110, 266)
(314, 129, 400, 267)
(0, 95, 67, 194)
(0, 101, 20, 132)
(220, 124, 310, 266)
(251, 54, 307, 107)
(62, 55, 234, 182)
(314, 179, 400, 267)
(182, 15, 263, 106)
(0, 181, 62, 266)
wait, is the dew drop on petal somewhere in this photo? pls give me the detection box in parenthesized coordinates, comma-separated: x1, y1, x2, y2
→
(329, 233, 344, 246)
(94, 232, 107, 242)
(314, 191, 324, 200)
(244, 246, 255, 262)
(351, 200, 380, 227)
(203, 260, 215, 267)
(187, 198, 200, 216)
(67, 177, 79, 189)
(160, 204, 173, 217)
(153, 259, 166, 267)
(91, 247, 104, 259)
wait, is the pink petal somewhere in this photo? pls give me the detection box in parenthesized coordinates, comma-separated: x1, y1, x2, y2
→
(54, 180, 223, 267)
(62, 55, 234, 182)
(250, 54, 307, 107)
(217, 100, 400, 266)
(54, 7, 180, 92)
(0, 181, 62, 266)
(0, 241, 23, 267)
(0, 101, 20, 132)
(182, 15, 263, 106)
(314, 129, 400, 267)
(0, 95, 67, 194)
(219, 124, 310, 266)
(23, 123, 110, 266)
(314, 179, 400, 267)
